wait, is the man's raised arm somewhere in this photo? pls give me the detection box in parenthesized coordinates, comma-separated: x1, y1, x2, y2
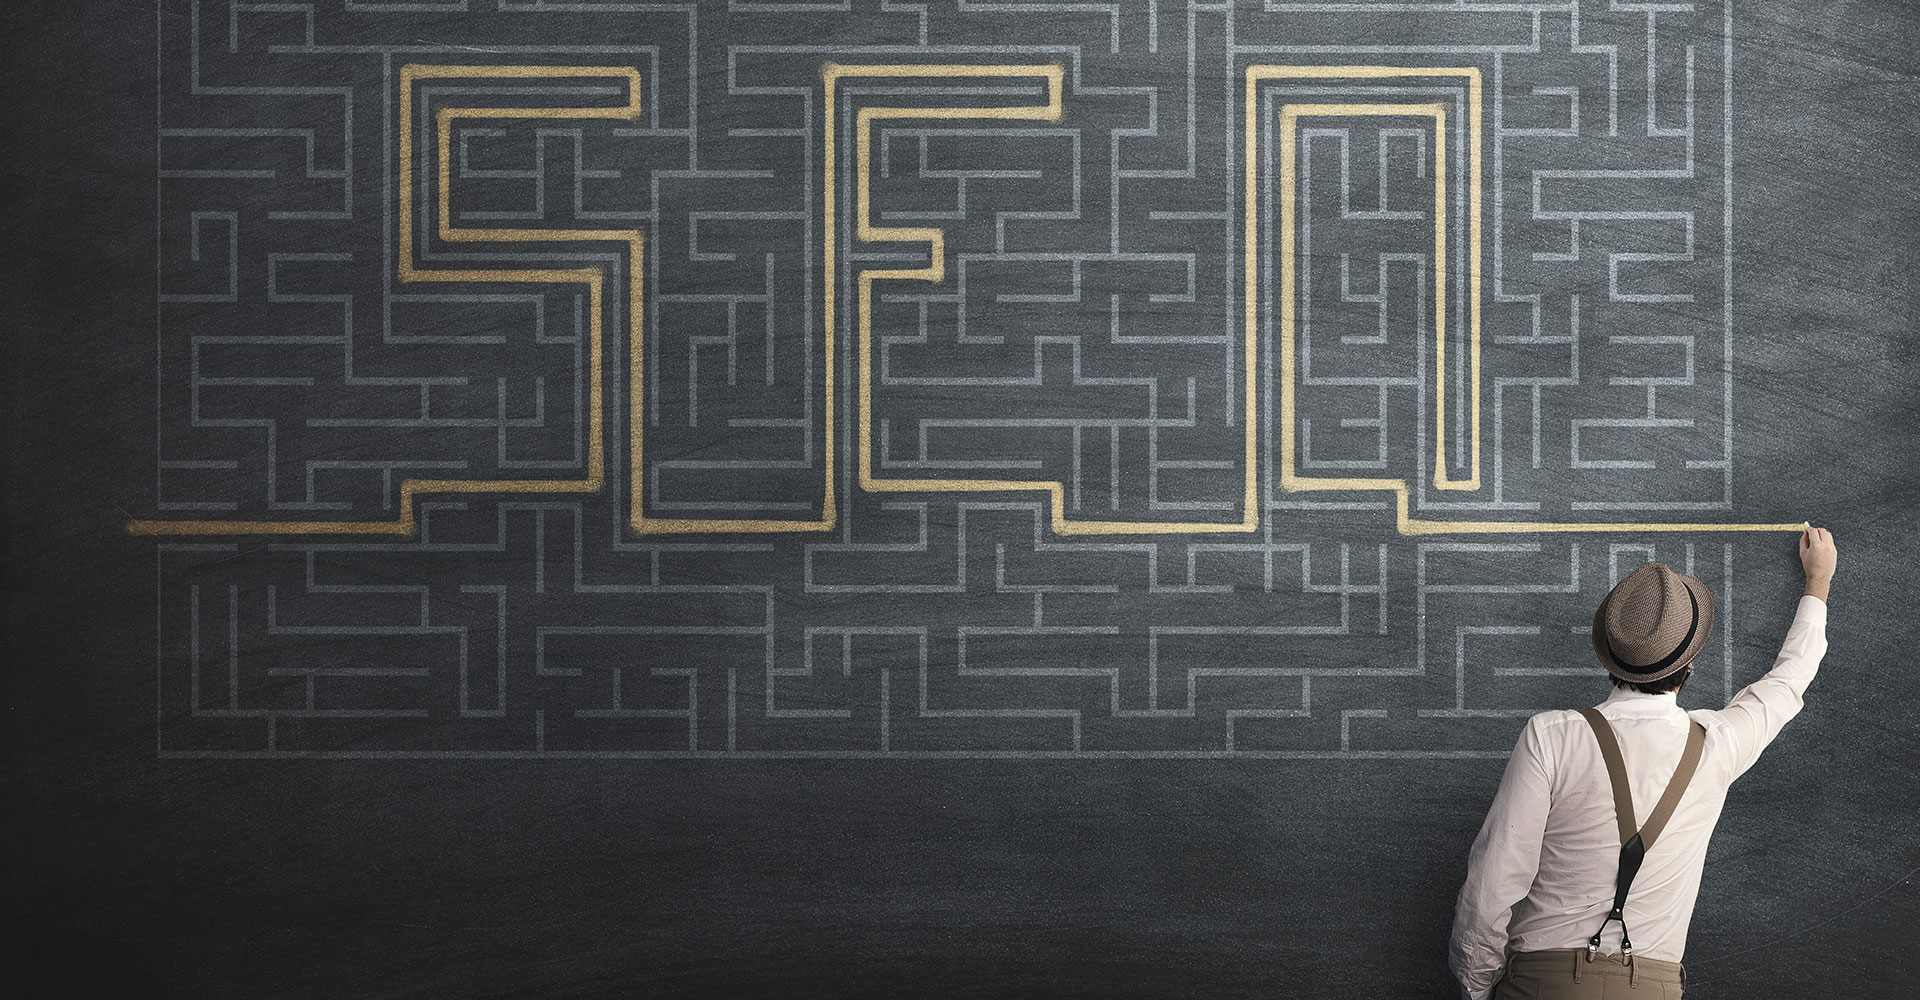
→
(1712, 527, 1837, 781)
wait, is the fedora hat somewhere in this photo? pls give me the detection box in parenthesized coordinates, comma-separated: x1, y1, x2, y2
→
(1592, 562, 1715, 683)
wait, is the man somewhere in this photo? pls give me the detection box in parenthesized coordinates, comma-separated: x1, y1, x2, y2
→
(1448, 528, 1837, 998)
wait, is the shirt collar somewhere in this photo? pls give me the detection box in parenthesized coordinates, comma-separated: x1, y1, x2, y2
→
(1599, 685, 1683, 713)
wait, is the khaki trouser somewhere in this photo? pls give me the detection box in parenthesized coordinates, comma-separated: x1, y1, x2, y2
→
(1493, 950, 1685, 999)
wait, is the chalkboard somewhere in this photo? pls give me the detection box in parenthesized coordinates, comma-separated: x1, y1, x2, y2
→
(4, 2, 1916, 997)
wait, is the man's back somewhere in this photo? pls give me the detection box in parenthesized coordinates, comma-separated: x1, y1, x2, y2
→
(1500, 600, 1826, 958)
(1448, 534, 1834, 1000)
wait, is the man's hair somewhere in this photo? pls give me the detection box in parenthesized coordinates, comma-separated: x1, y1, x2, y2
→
(1610, 663, 1692, 695)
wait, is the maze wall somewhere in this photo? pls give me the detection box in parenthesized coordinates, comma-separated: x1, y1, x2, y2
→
(141, 0, 1805, 757)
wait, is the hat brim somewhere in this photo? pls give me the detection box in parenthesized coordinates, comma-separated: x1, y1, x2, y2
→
(1592, 572, 1715, 683)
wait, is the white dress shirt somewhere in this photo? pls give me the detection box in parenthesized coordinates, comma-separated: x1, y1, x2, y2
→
(1448, 595, 1829, 999)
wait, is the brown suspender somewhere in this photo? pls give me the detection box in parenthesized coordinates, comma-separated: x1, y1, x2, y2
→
(1575, 708, 1707, 961)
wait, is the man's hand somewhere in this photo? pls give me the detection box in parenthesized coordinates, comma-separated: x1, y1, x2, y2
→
(1799, 526, 1837, 603)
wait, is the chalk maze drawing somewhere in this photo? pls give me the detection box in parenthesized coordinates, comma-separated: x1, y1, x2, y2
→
(141, 0, 1801, 757)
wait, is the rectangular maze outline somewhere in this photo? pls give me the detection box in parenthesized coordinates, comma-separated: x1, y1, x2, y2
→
(145, 3, 1783, 759)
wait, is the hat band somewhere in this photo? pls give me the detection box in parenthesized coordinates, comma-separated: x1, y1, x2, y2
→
(1606, 585, 1699, 675)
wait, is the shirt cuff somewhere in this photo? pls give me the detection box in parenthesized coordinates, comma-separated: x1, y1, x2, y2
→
(1797, 593, 1828, 624)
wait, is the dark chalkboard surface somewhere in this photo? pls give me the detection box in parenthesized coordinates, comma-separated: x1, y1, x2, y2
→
(4, 2, 1916, 997)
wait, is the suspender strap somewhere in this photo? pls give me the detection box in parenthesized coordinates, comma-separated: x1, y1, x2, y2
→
(1575, 709, 1707, 960)
(1579, 708, 1639, 842)
(1641, 720, 1707, 848)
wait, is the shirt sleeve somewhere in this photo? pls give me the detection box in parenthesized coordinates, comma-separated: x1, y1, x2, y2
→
(1708, 594, 1829, 781)
(1449, 714, 1554, 1000)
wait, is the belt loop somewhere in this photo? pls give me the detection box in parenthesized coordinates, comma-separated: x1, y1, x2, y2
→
(1629, 955, 1637, 988)
(1572, 950, 1584, 983)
